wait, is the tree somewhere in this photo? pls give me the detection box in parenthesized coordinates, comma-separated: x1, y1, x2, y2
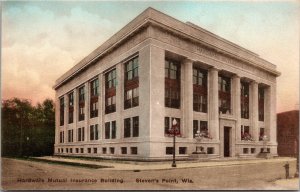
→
(1, 98, 55, 157)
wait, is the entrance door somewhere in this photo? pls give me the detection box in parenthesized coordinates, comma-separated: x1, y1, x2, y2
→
(224, 126, 231, 157)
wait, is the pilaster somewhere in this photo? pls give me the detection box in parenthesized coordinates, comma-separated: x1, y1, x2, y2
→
(116, 63, 123, 139)
(55, 96, 60, 145)
(84, 82, 89, 142)
(64, 95, 67, 143)
(73, 89, 78, 142)
(98, 74, 103, 140)
(208, 67, 219, 141)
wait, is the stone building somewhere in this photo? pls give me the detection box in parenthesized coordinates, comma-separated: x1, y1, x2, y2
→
(277, 110, 299, 158)
(53, 7, 280, 160)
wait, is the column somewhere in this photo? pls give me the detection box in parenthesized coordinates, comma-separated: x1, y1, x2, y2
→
(116, 63, 123, 139)
(182, 59, 193, 139)
(250, 81, 258, 141)
(208, 67, 219, 141)
(84, 82, 89, 142)
(266, 84, 277, 144)
(232, 75, 241, 141)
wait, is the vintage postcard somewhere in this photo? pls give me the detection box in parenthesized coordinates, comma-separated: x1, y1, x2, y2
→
(1, 1, 299, 190)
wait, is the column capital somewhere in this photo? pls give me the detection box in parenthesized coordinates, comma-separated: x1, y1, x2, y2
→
(209, 67, 220, 72)
(250, 80, 259, 85)
(183, 58, 194, 64)
(233, 74, 241, 79)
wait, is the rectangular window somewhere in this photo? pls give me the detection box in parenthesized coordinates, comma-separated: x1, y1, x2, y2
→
(90, 78, 99, 118)
(251, 148, 256, 154)
(68, 92, 74, 124)
(110, 147, 115, 154)
(193, 68, 207, 113)
(207, 147, 214, 154)
(60, 97, 64, 126)
(125, 57, 139, 80)
(124, 88, 139, 109)
(241, 125, 251, 141)
(78, 86, 85, 121)
(105, 69, 116, 114)
(258, 87, 265, 121)
(77, 127, 85, 141)
(166, 147, 173, 155)
(131, 147, 138, 155)
(121, 147, 127, 154)
(165, 59, 180, 109)
(243, 148, 249, 154)
(165, 117, 170, 135)
(193, 120, 209, 138)
(124, 57, 139, 109)
(124, 118, 131, 138)
(88, 148, 91, 153)
(80, 148, 84, 153)
(218, 75, 231, 114)
(68, 129, 73, 142)
(111, 121, 116, 139)
(93, 148, 97, 154)
(60, 131, 64, 143)
(90, 124, 99, 140)
(179, 147, 187, 154)
(76, 148, 79, 153)
(105, 122, 110, 139)
(241, 82, 249, 119)
(66, 148, 68, 153)
(259, 128, 265, 141)
(193, 120, 198, 138)
(132, 116, 139, 137)
(102, 147, 107, 154)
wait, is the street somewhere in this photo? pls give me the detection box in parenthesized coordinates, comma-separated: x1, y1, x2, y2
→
(1, 157, 299, 190)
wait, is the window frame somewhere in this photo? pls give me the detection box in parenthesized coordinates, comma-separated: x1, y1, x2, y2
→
(78, 86, 85, 121)
(90, 78, 99, 118)
(165, 59, 181, 109)
(68, 92, 74, 124)
(241, 82, 249, 119)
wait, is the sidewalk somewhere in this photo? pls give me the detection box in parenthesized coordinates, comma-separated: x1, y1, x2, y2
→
(34, 156, 297, 171)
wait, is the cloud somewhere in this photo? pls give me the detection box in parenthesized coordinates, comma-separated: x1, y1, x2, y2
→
(2, 4, 118, 104)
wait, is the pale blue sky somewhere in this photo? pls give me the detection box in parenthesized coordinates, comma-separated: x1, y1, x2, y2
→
(2, 1, 299, 112)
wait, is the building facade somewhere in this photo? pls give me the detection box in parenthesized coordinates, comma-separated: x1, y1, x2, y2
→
(277, 110, 299, 158)
(53, 8, 280, 160)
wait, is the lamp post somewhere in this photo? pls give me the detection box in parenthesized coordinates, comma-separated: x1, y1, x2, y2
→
(169, 119, 178, 168)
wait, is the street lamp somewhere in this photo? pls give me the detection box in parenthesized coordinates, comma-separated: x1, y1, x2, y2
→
(169, 119, 178, 168)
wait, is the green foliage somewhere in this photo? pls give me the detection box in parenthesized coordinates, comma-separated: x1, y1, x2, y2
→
(1, 98, 55, 157)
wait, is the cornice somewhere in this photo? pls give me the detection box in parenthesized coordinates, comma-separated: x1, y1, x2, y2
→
(53, 7, 280, 90)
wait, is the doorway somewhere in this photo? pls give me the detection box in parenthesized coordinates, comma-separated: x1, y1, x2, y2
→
(224, 126, 231, 157)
